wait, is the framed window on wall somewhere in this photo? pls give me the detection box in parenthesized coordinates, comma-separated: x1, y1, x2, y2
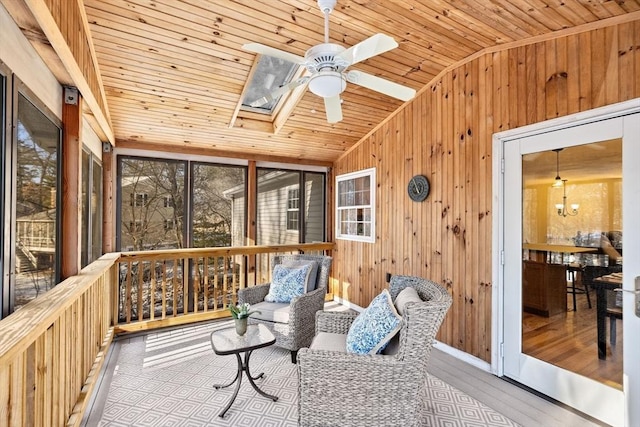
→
(336, 167, 376, 243)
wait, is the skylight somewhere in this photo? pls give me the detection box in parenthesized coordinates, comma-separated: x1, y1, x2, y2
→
(241, 55, 299, 115)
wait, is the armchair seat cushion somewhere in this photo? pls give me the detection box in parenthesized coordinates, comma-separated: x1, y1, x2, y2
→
(309, 332, 347, 353)
(250, 301, 291, 324)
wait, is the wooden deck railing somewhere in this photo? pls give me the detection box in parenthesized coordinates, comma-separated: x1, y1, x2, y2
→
(115, 242, 333, 333)
(0, 243, 333, 426)
(0, 253, 118, 427)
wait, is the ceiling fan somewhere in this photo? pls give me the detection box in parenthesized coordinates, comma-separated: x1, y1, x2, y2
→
(242, 0, 416, 123)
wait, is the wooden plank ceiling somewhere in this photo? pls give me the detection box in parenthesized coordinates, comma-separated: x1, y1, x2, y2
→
(82, 0, 640, 164)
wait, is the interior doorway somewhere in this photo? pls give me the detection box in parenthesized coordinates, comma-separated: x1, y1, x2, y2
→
(494, 101, 640, 427)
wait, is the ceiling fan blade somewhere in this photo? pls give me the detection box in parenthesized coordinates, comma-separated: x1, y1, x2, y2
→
(346, 70, 416, 101)
(242, 43, 305, 64)
(249, 77, 309, 107)
(336, 33, 398, 66)
(324, 96, 343, 123)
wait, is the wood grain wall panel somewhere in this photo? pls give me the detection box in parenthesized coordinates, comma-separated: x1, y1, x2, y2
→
(41, 0, 109, 125)
(636, 20, 640, 94)
(332, 20, 640, 361)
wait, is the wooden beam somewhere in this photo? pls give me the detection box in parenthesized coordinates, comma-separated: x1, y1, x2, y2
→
(246, 160, 257, 247)
(20, 0, 114, 144)
(61, 87, 82, 280)
(115, 139, 333, 167)
(102, 144, 115, 253)
(246, 160, 257, 286)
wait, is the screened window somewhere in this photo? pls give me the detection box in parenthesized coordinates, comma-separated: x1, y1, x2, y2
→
(118, 158, 186, 251)
(91, 157, 103, 262)
(117, 157, 247, 251)
(191, 163, 246, 248)
(14, 93, 61, 310)
(336, 168, 375, 243)
(304, 172, 325, 243)
(81, 150, 103, 267)
(256, 169, 325, 245)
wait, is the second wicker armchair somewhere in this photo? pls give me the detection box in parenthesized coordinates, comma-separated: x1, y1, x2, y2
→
(238, 254, 332, 363)
(297, 275, 452, 427)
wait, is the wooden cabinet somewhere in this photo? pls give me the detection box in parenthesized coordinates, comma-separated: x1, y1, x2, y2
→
(522, 260, 567, 317)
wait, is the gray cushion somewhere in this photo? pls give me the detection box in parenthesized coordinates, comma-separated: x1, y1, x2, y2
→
(309, 332, 348, 353)
(280, 259, 319, 292)
(382, 287, 421, 356)
(394, 286, 422, 315)
(381, 334, 400, 356)
(250, 301, 291, 324)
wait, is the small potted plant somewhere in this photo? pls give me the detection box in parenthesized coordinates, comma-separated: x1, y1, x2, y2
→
(228, 302, 261, 336)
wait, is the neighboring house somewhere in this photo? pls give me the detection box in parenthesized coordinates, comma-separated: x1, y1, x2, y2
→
(224, 170, 324, 247)
(119, 175, 184, 251)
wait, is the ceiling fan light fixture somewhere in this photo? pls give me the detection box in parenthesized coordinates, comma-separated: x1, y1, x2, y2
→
(308, 71, 346, 98)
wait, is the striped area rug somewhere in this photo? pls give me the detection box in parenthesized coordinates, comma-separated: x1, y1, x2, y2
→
(96, 321, 519, 426)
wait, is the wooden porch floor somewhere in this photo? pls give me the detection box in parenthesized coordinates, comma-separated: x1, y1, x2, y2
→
(82, 301, 604, 427)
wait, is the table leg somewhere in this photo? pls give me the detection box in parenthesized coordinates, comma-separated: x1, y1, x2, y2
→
(245, 350, 278, 402)
(596, 287, 607, 360)
(212, 367, 240, 389)
(217, 353, 244, 418)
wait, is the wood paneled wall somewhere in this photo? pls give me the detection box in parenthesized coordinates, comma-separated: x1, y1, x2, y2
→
(42, 0, 108, 119)
(332, 20, 640, 361)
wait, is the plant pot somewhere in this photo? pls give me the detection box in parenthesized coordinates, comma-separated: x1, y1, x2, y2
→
(234, 317, 248, 336)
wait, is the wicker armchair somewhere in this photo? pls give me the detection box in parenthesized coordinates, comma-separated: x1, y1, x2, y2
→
(297, 275, 452, 427)
(238, 254, 332, 363)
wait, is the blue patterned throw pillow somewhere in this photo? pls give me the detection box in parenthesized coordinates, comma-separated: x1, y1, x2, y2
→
(264, 263, 313, 303)
(346, 289, 402, 354)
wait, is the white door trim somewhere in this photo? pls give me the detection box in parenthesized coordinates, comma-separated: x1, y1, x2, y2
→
(492, 99, 640, 424)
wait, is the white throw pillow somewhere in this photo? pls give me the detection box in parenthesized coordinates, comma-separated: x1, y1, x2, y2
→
(394, 286, 422, 315)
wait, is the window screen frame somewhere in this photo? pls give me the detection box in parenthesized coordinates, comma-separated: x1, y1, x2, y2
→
(335, 167, 376, 243)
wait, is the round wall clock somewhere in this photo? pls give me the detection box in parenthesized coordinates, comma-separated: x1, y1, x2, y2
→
(408, 175, 430, 202)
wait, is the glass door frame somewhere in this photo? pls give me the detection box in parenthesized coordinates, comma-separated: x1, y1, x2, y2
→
(0, 62, 11, 317)
(492, 99, 640, 427)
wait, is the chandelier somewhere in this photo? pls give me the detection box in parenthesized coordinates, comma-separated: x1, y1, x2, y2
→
(552, 149, 579, 217)
(555, 179, 579, 217)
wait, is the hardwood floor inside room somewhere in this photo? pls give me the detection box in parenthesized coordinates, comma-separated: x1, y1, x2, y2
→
(522, 293, 623, 389)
